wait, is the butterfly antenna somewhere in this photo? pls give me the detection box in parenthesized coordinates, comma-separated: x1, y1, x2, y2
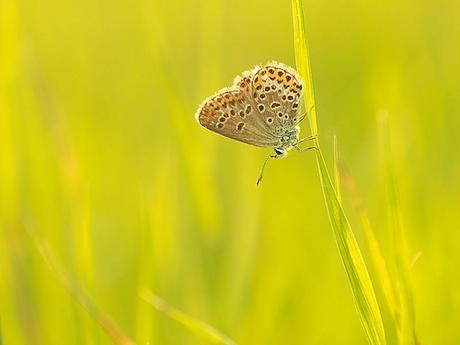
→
(256, 155, 273, 186)
(298, 112, 307, 123)
(298, 105, 315, 124)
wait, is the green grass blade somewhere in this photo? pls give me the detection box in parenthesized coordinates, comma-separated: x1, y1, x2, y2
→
(379, 113, 417, 345)
(27, 229, 136, 345)
(291, 0, 317, 136)
(333, 135, 342, 204)
(316, 151, 387, 345)
(140, 289, 236, 345)
(342, 168, 398, 321)
(292, 1, 386, 344)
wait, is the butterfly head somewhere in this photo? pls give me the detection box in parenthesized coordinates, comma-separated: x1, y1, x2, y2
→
(273, 147, 287, 158)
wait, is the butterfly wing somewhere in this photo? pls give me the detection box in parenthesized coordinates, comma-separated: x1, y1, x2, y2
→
(196, 61, 304, 147)
(248, 61, 304, 134)
(195, 86, 279, 147)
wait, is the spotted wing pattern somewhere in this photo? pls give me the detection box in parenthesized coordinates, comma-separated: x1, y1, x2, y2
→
(195, 87, 278, 147)
(195, 61, 304, 147)
(249, 62, 303, 135)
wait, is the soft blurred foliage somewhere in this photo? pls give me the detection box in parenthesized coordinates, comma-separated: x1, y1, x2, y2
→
(1, 0, 459, 344)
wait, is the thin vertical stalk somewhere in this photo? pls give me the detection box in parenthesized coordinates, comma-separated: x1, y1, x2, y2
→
(291, 1, 386, 344)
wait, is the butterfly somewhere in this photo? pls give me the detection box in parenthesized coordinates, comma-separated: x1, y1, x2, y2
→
(195, 61, 316, 185)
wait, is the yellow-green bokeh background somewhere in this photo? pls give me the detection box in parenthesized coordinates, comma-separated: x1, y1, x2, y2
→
(1, 0, 459, 344)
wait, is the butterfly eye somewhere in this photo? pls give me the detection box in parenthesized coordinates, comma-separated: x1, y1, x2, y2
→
(266, 117, 273, 124)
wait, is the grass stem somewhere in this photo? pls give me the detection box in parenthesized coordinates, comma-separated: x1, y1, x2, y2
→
(291, 1, 386, 344)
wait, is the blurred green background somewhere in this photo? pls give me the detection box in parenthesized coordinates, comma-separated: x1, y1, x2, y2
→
(1, 0, 459, 344)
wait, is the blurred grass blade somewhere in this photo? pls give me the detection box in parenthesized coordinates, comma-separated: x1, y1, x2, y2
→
(379, 113, 417, 345)
(341, 168, 398, 320)
(292, 1, 386, 344)
(410, 252, 422, 269)
(27, 229, 136, 345)
(140, 289, 236, 345)
(333, 135, 342, 204)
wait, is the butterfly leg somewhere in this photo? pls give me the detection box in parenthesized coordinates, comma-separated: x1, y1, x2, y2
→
(294, 145, 318, 152)
(296, 134, 318, 145)
(256, 154, 277, 186)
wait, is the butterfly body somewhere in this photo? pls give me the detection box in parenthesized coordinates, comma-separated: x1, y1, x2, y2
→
(196, 61, 305, 158)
